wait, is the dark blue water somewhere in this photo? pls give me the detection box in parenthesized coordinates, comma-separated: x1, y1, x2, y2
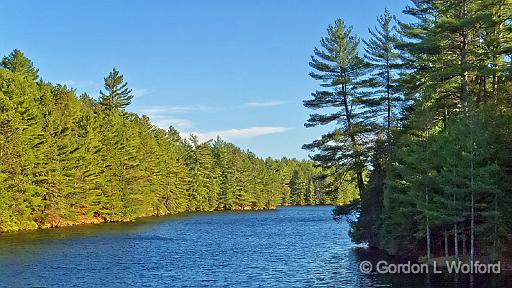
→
(0, 206, 509, 287)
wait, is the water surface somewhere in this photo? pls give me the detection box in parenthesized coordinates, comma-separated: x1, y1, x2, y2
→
(0, 206, 509, 287)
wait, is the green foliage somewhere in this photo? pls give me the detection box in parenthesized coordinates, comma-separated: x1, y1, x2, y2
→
(303, 19, 370, 194)
(362, 9, 403, 137)
(0, 49, 39, 80)
(99, 68, 134, 111)
(311, 1, 512, 260)
(0, 49, 340, 232)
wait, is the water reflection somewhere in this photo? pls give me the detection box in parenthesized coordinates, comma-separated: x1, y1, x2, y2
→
(0, 214, 191, 269)
(0, 207, 510, 287)
(0, 213, 189, 246)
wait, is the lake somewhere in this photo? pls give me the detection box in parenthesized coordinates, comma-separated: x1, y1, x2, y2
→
(0, 206, 509, 287)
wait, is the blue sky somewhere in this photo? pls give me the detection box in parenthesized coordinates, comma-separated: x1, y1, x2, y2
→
(1, 0, 412, 159)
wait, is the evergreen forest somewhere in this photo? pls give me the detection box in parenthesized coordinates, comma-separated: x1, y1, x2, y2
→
(0, 50, 359, 233)
(312, 0, 512, 262)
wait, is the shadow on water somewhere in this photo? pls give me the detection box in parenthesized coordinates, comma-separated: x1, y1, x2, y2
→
(353, 247, 512, 288)
(0, 213, 192, 259)
(2, 206, 511, 287)
(0, 209, 275, 256)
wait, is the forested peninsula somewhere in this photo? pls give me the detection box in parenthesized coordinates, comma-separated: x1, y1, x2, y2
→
(0, 50, 359, 233)
(310, 1, 512, 263)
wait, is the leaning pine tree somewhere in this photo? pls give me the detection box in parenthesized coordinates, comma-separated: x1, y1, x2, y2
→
(303, 19, 369, 194)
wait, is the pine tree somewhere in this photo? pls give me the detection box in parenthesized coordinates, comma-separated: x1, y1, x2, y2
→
(36, 83, 82, 226)
(0, 68, 45, 230)
(0, 50, 334, 233)
(263, 158, 283, 209)
(74, 101, 106, 221)
(363, 9, 401, 139)
(349, 138, 386, 247)
(154, 128, 190, 214)
(98, 68, 134, 111)
(1, 49, 39, 80)
(212, 138, 236, 209)
(186, 135, 217, 211)
(236, 153, 256, 209)
(289, 169, 305, 205)
(303, 19, 369, 194)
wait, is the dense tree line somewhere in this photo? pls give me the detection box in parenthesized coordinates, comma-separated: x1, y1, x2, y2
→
(0, 50, 343, 233)
(307, 0, 511, 262)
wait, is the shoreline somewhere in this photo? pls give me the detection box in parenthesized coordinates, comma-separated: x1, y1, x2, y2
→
(0, 204, 335, 235)
(0, 206, 275, 234)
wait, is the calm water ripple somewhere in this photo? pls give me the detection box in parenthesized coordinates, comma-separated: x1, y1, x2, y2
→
(0, 206, 510, 287)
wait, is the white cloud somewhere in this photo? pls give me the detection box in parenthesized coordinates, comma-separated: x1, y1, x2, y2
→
(183, 126, 290, 142)
(139, 105, 210, 115)
(54, 80, 149, 98)
(53, 80, 96, 89)
(246, 101, 285, 107)
(135, 105, 211, 130)
(132, 88, 149, 97)
(150, 115, 193, 130)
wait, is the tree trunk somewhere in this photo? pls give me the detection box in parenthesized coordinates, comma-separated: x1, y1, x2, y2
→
(386, 55, 391, 139)
(355, 172, 365, 195)
(462, 233, 467, 258)
(493, 191, 498, 261)
(459, 0, 469, 105)
(426, 188, 431, 262)
(470, 120, 475, 264)
(454, 224, 459, 260)
(341, 80, 365, 194)
(470, 189, 475, 263)
(444, 230, 449, 259)
(467, 44, 475, 264)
